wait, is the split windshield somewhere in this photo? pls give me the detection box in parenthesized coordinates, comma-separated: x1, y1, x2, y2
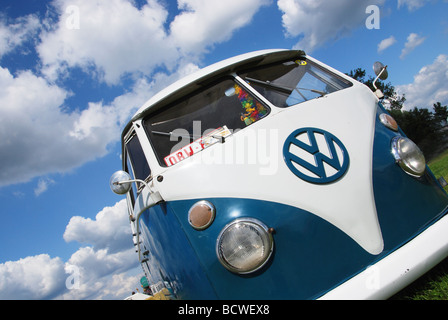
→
(142, 59, 352, 167)
(239, 59, 352, 108)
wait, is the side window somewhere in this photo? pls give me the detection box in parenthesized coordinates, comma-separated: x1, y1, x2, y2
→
(125, 131, 151, 198)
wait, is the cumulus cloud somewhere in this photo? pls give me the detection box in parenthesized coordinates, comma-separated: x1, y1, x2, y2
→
(396, 54, 448, 110)
(38, 0, 176, 85)
(60, 200, 141, 299)
(61, 199, 141, 299)
(0, 254, 67, 300)
(37, 0, 270, 85)
(170, 0, 271, 54)
(400, 32, 426, 59)
(0, 67, 68, 186)
(378, 36, 397, 53)
(0, 252, 140, 300)
(64, 200, 131, 253)
(59, 247, 139, 300)
(0, 66, 153, 187)
(67, 247, 136, 283)
(277, 0, 385, 52)
(0, 200, 140, 300)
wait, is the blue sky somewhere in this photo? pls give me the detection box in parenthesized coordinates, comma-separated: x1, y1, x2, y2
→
(0, 0, 447, 300)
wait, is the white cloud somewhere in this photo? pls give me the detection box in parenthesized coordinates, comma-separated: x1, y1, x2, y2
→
(0, 199, 141, 300)
(64, 200, 131, 253)
(0, 254, 67, 300)
(0, 64, 156, 187)
(170, 0, 271, 54)
(34, 178, 56, 196)
(37, 0, 270, 85)
(38, 0, 176, 85)
(396, 54, 448, 110)
(96, 272, 141, 300)
(59, 198, 141, 299)
(397, 0, 432, 11)
(0, 67, 69, 186)
(0, 14, 40, 58)
(277, 0, 385, 52)
(0, 251, 140, 300)
(59, 247, 139, 300)
(400, 32, 426, 59)
(378, 36, 397, 53)
(67, 247, 136, 283)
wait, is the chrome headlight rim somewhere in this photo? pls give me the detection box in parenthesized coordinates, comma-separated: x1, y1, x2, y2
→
(216, 218, 274, 275)
(391, 136, 426, 177)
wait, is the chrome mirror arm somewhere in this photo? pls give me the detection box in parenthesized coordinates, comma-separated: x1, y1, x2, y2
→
(113, 178, 150, 190)
(110, 170, 164, 262)
(373, 66, 387, 91)
(372, 62, 388, 99)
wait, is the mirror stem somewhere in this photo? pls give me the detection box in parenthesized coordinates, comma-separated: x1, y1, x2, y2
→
(373, 66, 387, 99)
(113, 178, 149, 190)
(373, 66, 387, 90)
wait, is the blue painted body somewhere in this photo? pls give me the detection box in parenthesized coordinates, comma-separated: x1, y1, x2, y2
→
(138, 104, 448, 299)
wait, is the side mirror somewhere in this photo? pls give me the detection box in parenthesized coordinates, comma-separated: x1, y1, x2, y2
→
(110, 170, 132, 195)
(373, 61, 388, 80)
(372, 61, 389, 99)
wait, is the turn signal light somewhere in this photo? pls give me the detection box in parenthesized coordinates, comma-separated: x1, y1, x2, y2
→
(379, 113, 398, 131)
(188, 201, 216, 230)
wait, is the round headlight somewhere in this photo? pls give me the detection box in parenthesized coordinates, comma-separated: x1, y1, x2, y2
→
(216, 218, 273, 274)
(391, 136, 426, 177)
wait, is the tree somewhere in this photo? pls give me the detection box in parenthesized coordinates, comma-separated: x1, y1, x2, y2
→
(390, 107, 441, 157)
(347, 68, 447, 159)
(433, 102, 448, 127)
(346, 68, 405, 110)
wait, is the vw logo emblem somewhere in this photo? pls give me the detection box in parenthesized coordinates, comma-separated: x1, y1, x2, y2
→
(283, 128, 349, 184)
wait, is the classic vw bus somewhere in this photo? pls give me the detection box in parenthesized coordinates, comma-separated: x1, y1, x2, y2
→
(110, 49, 448, 299)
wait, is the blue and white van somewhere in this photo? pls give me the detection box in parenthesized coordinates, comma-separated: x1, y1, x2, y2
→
(110, 49, 448, 299)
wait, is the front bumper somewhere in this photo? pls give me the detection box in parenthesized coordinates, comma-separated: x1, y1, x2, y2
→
(319, 208, 448, 299)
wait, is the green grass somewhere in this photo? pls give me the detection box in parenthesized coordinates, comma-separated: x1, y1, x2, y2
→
(391, 258, 448, 300)
(428, 149, 448, 193)
(390, 151, 448, 300)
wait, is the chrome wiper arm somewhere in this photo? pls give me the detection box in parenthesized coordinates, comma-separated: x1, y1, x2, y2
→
(308, 89, 326, 97)
(151, 130, 200, 140)
(244, 77, 293, 94)
(244, 77, 326, 97)
(151, 130, 226, 143)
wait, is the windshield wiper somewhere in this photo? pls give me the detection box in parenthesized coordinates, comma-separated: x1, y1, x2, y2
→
(244, 77, 293, 94)
(151, 130, 226, 143)
(152, 130, 200, 140)
(244, 77, 326, 97)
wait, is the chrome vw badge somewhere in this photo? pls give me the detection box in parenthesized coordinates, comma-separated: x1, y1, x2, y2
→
(283, 128, 349, 184)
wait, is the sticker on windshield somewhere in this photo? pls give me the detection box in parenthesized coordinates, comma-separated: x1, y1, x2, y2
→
(234, 85, 268, 126)
(164, 126, 232, 166)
